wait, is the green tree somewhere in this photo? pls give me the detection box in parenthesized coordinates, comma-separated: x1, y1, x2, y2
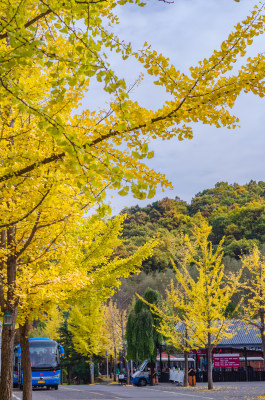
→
(58, 312, 91, 384)
(126, 288, 162, 385)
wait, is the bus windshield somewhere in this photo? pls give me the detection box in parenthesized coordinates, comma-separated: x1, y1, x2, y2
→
(29, 341, 60, 369)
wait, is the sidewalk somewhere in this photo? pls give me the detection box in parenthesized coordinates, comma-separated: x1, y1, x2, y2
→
(156, 381, 265, 399)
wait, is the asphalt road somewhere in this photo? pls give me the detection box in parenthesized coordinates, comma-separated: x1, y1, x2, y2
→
(12, 382, 265, 400)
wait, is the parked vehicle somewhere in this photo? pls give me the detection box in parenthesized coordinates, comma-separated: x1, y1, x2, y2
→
(13, 337, 64, 390)
(131, 357, 196, 386)
(131, 360, 150, 386)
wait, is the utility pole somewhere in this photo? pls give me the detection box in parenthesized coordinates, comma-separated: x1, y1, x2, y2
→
(244, 347, 248, 382)
(106, 349, 109, 381)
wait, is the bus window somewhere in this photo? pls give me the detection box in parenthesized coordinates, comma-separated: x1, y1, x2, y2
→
(13, 349, 18, 372)
(29, 342, 60, 368)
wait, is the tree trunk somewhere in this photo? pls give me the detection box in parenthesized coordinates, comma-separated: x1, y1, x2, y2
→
(261, 331, 265, 372)
(113, 344, 117, 382)
(110, 355, 113, 379)
(184, 325, 189, 387)
(0, 228, 18, 400)
(19, 321, 32, 400)
(159, 346, 163, 375)
(126, 360, 130, 385)
(125, 359, 129, 385)
(207, 342, 213, 390)
(259, 310, 265, 371)
(67, 367, 71, 385)
(150, 361, 154, 386)
(0, 311, 17, 400)
(112, 315, 117, 382)
(120, 313, 130, 385)
(184, 350, 189, 387)
(90, 357, 94, 384)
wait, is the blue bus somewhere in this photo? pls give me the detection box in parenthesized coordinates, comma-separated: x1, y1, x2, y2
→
(13, 337, 64, 390)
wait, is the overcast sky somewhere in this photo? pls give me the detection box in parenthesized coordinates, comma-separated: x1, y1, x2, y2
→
(85, 0, 265, 215)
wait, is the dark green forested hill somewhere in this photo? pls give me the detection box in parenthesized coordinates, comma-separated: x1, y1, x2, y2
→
(189, 180, 265, 217)
(117, 181, 265, 272)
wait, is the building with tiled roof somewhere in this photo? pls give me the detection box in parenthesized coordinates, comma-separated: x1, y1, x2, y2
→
(176, 320, 264, 372)
(217, 320, 262, 351)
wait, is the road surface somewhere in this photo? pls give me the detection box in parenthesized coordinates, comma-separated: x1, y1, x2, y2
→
(12, 381, 265, 400)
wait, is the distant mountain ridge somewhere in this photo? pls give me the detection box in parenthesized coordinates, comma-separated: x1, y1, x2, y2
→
(117, 181, 265, 272)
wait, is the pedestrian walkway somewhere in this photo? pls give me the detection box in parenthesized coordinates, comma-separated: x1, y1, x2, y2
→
(152, 381, 265, 400)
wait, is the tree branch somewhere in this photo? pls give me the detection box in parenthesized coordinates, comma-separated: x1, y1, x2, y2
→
(0, 187, 52, 228)
(0, 96, 187, 184)
(15, 213, 41, 258)
(0, 9, 53, 41)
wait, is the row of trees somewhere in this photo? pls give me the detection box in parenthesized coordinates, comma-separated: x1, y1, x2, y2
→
(30, 300, 128, 385)
(126, 219, 265, 390)
(50, 216, 265, 391)
(23, 218, 265, 391)
(12, 216, 156, 399)
(1, 1, 265, 399)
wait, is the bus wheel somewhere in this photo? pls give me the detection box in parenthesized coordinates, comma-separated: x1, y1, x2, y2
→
(19, 384, 23, 390)
(54, 385, 58, 390)
(46, 386, 50, 390)
(139, 378, 147, 387)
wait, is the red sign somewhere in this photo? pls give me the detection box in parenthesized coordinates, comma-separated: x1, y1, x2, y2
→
(197, 349, 207, 355)
(213, 354, 240, 368)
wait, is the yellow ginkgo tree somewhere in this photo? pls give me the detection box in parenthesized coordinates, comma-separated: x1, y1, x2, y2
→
(241, 246, 265, 370)
(150, 220, 240, 390)
(1, 1, 265, 399)
(102, 301, 128, 382)
(13, 214, 156, 399)
(1, 1, 265, 192)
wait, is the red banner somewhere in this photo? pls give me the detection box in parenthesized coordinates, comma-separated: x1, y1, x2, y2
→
(213, 354, 240, 368)
(197, 349, 207, 355)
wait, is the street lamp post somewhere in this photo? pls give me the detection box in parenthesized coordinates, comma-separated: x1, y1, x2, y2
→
(106, 349, 109, 381)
